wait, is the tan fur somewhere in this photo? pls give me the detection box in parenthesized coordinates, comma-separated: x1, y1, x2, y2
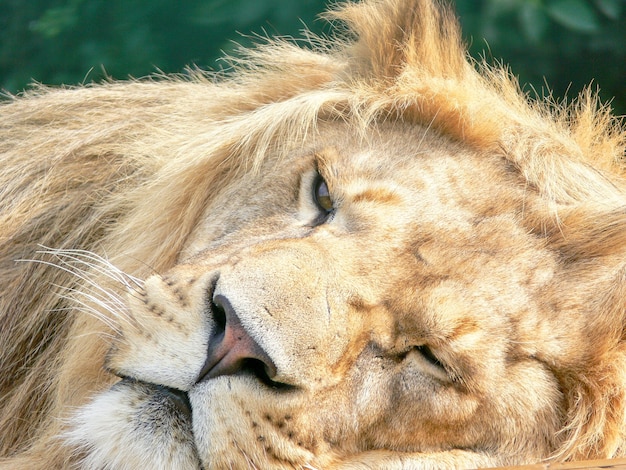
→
(1, 0, 625, 468)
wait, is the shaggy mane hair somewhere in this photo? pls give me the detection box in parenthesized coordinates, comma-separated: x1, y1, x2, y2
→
(0, 0, 625, 466)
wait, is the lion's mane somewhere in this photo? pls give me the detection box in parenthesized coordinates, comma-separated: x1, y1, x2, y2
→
(1, 0, 625, 467)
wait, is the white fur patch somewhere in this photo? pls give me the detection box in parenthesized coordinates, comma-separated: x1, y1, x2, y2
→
(64, 381, 200, 469)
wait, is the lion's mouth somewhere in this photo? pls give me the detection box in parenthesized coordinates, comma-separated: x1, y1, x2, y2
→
(154, 383, 193, 419)
(114, 377, 193, 421)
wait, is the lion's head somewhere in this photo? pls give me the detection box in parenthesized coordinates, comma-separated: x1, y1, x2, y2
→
(1, 0, 626, 469)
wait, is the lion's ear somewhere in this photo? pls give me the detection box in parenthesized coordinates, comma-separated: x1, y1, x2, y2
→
(325, 0, 507, 148)
(326, 0, 466, 81)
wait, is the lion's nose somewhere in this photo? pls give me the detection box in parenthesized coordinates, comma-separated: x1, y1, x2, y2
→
(196, 294, 277, 383)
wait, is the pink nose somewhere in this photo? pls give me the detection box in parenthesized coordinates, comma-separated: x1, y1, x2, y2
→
(196, 294, 276, 383)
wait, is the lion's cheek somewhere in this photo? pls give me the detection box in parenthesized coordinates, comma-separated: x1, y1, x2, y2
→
(106, 272, 214, 391)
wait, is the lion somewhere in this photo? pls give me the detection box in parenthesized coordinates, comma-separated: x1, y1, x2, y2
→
(1, 0, 626, 468)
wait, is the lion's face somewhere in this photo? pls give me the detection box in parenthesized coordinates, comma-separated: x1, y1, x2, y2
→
(1, 0, 624, 467)
(68, 124, 567, 468)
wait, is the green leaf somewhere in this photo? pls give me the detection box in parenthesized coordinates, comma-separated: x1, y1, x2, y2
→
(192, 0, 270, 27)
(546, 0, 601, 33)
(519, 2, 550, 43)
(594, 0, 623, 19)
(29, 6, 78, 38)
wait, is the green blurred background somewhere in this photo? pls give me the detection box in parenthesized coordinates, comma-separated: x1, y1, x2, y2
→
(0, 0, 624, 113)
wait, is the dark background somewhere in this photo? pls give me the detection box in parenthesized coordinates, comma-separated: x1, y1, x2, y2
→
(1, 0, 624, 114)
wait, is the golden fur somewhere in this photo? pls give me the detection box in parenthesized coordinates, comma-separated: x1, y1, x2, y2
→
(1, 0, 625, 468)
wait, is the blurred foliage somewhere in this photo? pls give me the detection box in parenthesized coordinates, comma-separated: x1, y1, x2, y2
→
(0, 0, 624, 114)
(456, 0, 625, 114)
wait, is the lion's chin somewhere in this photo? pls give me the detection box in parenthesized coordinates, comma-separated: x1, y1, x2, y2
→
(65, 378, 202, 470)
(188, 376, 322, 469)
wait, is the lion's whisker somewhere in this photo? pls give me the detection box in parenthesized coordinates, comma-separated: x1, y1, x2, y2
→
(35, 246, 144, 291)
(55, 300, 122, 334)
(63, 287, 130, 324)
(56, 288, 129, 332)
(19, 251, 143, 332)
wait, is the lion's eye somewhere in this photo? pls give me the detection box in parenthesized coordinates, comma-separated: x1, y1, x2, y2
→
(415, 345, 443, 370)
(313, 174, 334, 212)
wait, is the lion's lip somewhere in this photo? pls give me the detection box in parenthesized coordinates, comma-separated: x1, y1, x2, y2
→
(154, 384, 192, 419)
(115, 376, 193, 421)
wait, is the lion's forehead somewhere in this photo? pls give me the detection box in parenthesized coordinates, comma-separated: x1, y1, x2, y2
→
(180, 124, 549, 306)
